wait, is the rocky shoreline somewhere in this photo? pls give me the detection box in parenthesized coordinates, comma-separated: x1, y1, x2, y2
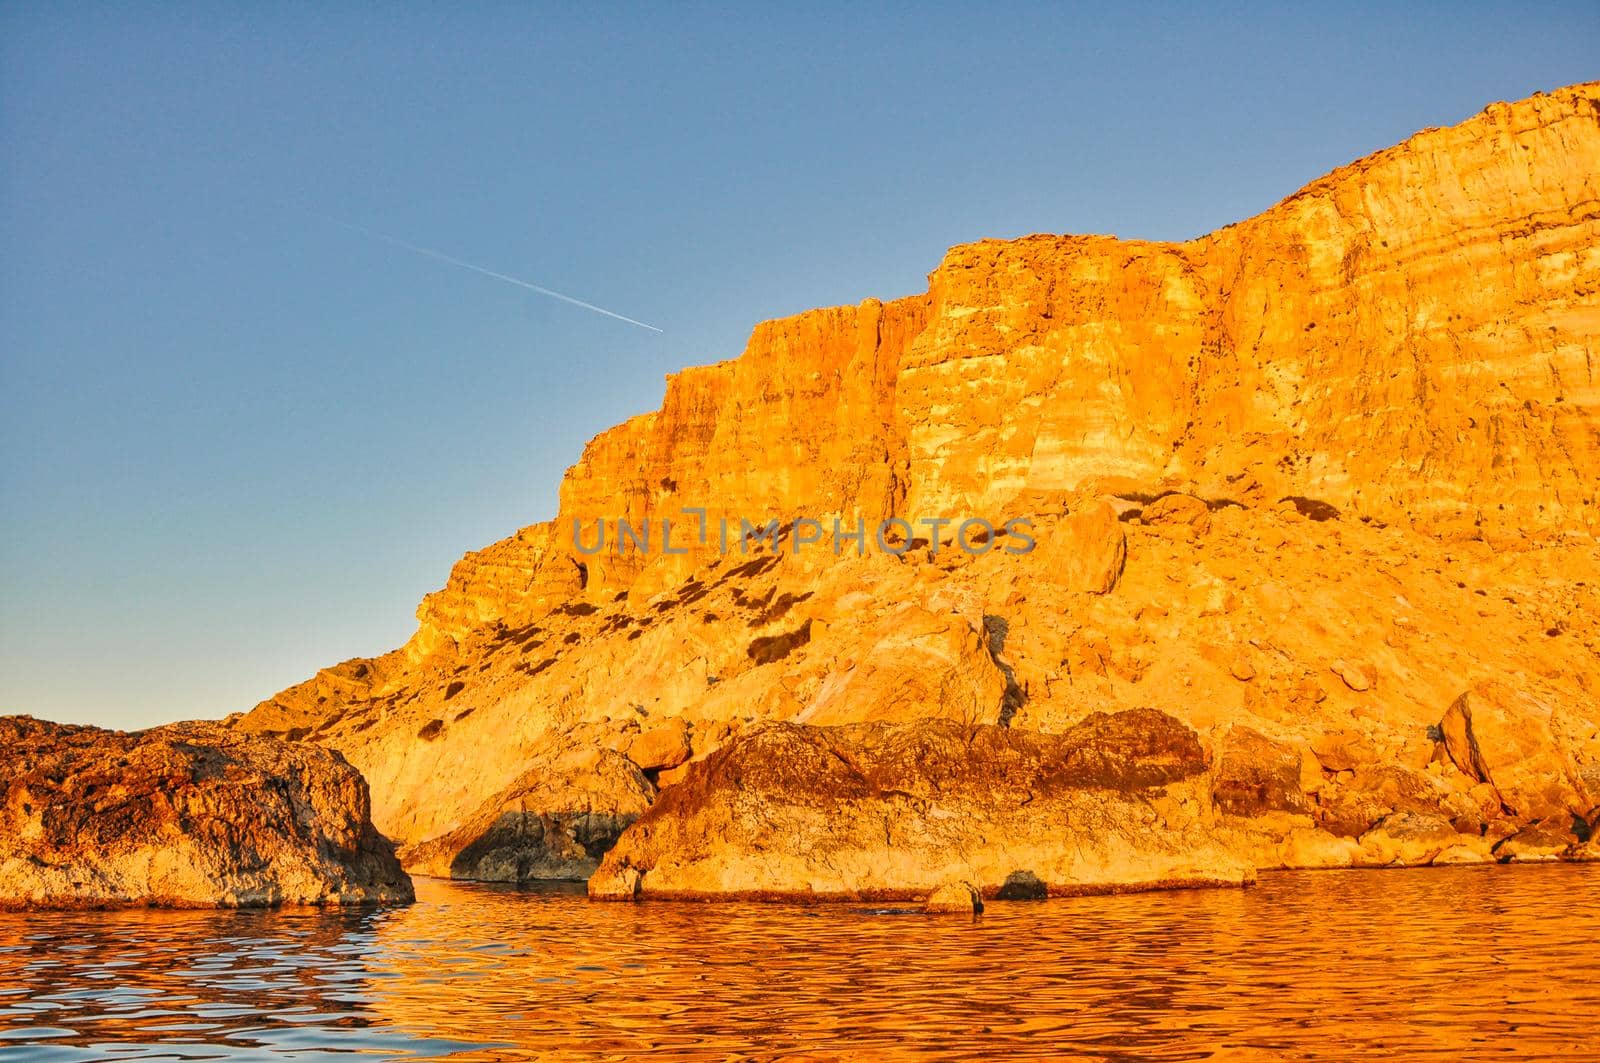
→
(2, 704, 1594, 911)
(7, 84, 1599, 913)
(584, 707, 1596, 905)
(0, 716, 413, 909)
(589, 711, 1258, 902)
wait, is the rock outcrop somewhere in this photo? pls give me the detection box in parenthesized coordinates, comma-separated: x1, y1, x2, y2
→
(233, 83, 1600, 898)
(924, 881, 984, 914)
(1438, 681, 1595, 821)
(398, 741, 653, 882)
(0, 717, 413, 909)
(589, 712, 1256, 901)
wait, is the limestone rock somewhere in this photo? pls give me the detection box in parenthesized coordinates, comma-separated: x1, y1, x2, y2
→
(1332, 661, 1372, 693)
(1439, 682, 1590, 820)
(0, 716, 412, 909)
(1041, 503, 1127, 594)
(1564, 839, 1600, 863)
(589, 711, 1255, 901)
(399, 743, 653, 882)
(1318, 764, 1463, 839)
(804, 604, 1008, 726)
(655, 761, 694, 788)
(995, 870, 1048, 900)
(1310, 731, 1378, 774)
(626, 722, 693, 772)
(1431, 837, 1495, 865)
(1279, 828, 1363, 869)
(925, 881, 983, 914)
(1358, 812, 1466, 866)
(1142, 493, 1212, 536)
(1493, 826, 1571, 863)
(1214, 726, 1309, 816)
(587, 864, 642, 901)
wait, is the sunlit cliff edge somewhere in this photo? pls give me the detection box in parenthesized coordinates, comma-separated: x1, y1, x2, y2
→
(226, 83, 1600, 901)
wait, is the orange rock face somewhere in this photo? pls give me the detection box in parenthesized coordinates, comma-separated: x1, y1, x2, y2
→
(237, 84, 1600, 895)
(590, 712, 1255, 902)
(1, 717, 413, 909)
(397, 741, 652, 883)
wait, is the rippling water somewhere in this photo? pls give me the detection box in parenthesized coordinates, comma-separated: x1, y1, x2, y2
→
(2, 865, 1596, 1060)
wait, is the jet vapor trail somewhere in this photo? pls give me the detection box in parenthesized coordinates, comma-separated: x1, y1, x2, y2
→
(302, 210, 664, 333)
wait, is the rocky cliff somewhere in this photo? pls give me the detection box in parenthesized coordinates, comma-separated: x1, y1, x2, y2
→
(238, 83, 1600, 898)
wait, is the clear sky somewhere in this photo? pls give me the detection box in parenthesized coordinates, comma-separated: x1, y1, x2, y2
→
(2, 4, 1595, 730)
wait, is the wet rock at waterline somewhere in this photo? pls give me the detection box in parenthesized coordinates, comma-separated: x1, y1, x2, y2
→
(0, 716, 412, 909)
(591, 711, 1257, 901)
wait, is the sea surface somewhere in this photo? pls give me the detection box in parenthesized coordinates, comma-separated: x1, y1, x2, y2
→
(1, 865, 1596, 1061)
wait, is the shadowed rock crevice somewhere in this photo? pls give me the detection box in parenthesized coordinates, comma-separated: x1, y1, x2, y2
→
(444, 810, 641, 882)
(982, 614, 1026, 727)
(399, 743, 654, 883)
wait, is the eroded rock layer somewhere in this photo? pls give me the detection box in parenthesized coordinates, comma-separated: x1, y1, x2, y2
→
(589, 712, 1256, 901)
(0, 717, 414, 909)
(236, 84, 1600, 898)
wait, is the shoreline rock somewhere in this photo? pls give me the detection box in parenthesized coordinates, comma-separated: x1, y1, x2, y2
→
(584, 699, 1598, 903)
(400, 742, 653, 883)
(0, 716, 413, 910)
(590, 711, 1258, 902)
(925, 881, 984, 914)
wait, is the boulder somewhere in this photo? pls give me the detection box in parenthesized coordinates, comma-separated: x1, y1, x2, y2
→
(1493, 826, 1571, 863)
(1331, 660, 1373, 692)
(1431, 838, 1495, 865)
(589, 710, 1255, 902)
(626, 722, 693, 772)
(925, 881, 984, 914)
(994, 870, 1048, 901)
(655, 761, 694, 788)
(1278, 827, 1363, 869)
(1142, 493, 1212, 535)
(1213, 726, 1309, 816)
(1439, 682, 1588, 820)
(587, 864, 643, 900)
(1564, 839, 1600, 863)
(1310, 731, 1378, 773)
(399, 742, 654, 882)
(0, 716, 412, 909)
(1317, 764, 1460, 838)
(1357, 812, 1465, 866)
(804, 604, 1007, 727)
(1041, 503, 1127, 594)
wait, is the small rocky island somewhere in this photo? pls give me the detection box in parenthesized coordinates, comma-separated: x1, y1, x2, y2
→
(0, 716, 413, 909)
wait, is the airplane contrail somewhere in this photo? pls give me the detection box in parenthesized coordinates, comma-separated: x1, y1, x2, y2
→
(301, 210, 664, 333)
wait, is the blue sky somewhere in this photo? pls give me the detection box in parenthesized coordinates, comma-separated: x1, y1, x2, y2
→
(2, 3, 1595, 729)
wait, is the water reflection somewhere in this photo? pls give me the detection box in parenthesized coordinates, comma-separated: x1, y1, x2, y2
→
(1, 865, 1596, 1060)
